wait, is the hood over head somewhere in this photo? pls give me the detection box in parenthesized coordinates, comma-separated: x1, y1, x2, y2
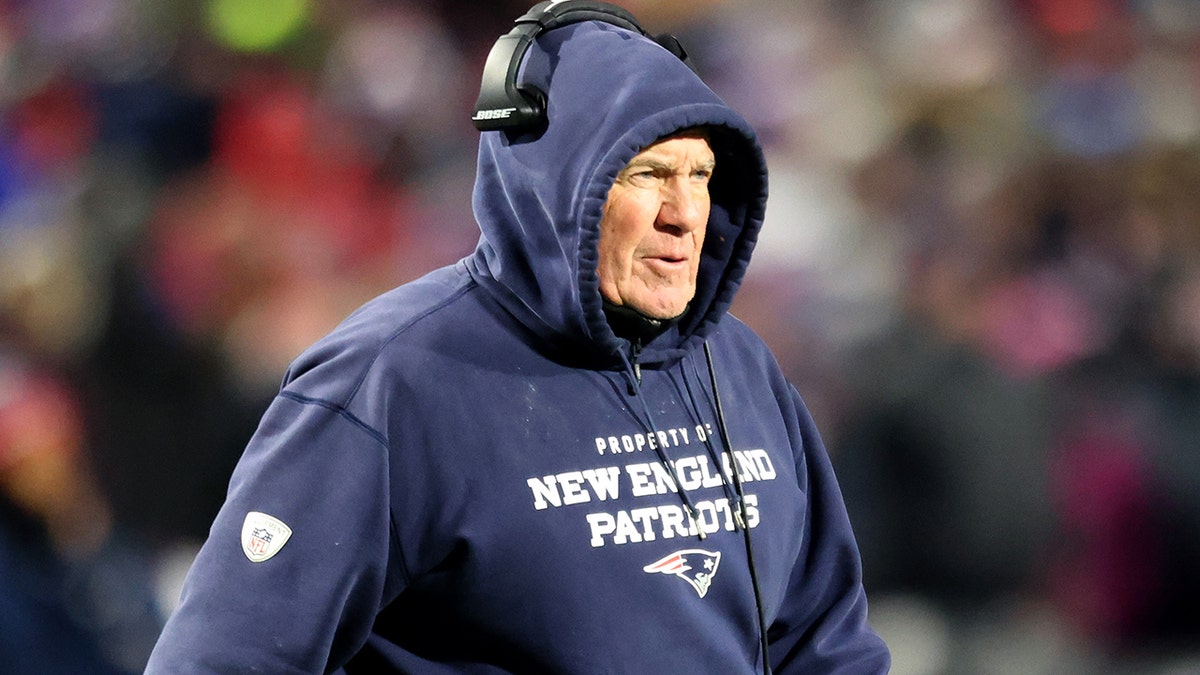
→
(466, 19, 768, 366)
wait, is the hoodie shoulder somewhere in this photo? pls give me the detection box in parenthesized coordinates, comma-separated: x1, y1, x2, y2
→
(279, 264, 479, 407)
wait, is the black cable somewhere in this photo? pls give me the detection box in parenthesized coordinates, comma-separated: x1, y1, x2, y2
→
(678, 368, 744, 517)
(704, 340, 771, 675)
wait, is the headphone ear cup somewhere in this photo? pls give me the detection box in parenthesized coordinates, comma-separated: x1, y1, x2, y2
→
(515, 84, 548, 130)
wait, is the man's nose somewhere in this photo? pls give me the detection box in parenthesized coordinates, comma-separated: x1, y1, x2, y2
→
(656, 179, 708, 232)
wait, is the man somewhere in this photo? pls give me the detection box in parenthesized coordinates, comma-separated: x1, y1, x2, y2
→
(147, 4, 889, 673)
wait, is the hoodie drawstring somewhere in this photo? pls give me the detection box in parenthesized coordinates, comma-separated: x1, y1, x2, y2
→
(621, 339, 708, 540)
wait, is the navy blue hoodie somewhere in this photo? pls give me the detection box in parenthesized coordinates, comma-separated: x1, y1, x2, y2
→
(146, 19, 889, 675)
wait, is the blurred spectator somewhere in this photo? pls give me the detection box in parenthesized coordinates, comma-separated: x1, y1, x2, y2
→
(0, 357, 161, 674)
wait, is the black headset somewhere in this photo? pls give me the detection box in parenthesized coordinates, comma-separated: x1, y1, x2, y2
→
(471, 0, 694, 134)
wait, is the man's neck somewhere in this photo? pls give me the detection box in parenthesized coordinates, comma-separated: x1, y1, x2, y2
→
(602, 301, 685, 343)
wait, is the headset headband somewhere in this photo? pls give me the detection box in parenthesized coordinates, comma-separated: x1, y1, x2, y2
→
(471, 0, 693, 134)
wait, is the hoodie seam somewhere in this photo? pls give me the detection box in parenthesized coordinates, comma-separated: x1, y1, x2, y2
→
(276, 390, 417, 587)
(279, 390, 389, 448)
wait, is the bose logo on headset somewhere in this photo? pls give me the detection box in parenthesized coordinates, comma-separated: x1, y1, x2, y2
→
(472, 107, 518, 122)
(470, 0, 694, 134)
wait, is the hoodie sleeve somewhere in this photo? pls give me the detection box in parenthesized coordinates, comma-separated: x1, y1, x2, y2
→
(768, 386, 891, 674)
(145, 392, 395, 674)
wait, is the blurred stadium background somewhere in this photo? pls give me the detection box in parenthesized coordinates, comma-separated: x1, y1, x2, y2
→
(1, 0, 1199, 672)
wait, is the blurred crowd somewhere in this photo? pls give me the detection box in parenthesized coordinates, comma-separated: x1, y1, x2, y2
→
(1, 0, 1198, 672)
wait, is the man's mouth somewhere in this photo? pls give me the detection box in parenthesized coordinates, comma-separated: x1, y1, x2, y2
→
(647, 249, 688, 263)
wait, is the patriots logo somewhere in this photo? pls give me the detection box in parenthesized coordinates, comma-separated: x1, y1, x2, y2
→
(643, 549, 722, 598)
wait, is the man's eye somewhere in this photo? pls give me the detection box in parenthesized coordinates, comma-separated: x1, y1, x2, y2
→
(625, 170, 659, 185)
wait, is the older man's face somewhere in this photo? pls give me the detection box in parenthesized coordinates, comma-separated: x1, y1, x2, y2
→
(597, 132, 715, 320)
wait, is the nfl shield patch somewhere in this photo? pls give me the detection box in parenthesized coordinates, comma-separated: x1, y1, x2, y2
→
(241, 511, 292, 563)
